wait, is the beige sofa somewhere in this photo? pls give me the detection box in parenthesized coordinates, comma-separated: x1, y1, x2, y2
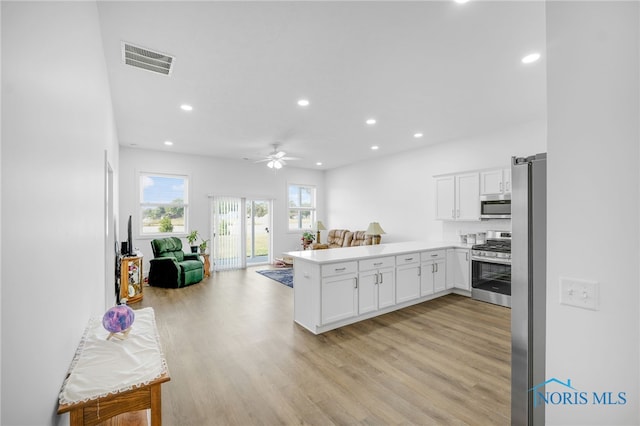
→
(313, 229, 375, 249)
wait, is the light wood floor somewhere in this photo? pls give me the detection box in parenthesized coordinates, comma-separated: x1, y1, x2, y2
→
(135, 267, 511, 425)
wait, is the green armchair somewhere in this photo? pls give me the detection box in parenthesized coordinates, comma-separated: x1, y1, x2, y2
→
(149, 237, 204, 288)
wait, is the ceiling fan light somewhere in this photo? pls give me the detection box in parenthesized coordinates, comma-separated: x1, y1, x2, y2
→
(274, 160, 283, 169)
(267, 161, 275, 169)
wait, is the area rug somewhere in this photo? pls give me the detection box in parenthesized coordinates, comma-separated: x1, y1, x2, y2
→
(256, 268, 293, 288)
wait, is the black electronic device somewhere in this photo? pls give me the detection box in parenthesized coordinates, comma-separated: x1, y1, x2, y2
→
(127, 215, 134, 256)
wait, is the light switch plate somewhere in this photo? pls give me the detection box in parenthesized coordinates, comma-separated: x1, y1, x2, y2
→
(560, 277, 598, 311)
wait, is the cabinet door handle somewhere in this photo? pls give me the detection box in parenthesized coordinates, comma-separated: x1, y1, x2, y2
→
(435, 263, 438, 273)
(431, 264, 435, 273)
(335, 267, 346, 272)
(354, 277, 358, 288)
(405, 257, 413, 262)
(418, 266, 421, 277)
(374, 273, 379, 284)
(431, 253, 438, 257)
(379, 272, 383, 284)
(374, 262, 383, 266)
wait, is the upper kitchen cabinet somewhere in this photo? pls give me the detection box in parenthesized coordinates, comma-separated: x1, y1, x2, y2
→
(435, 172, 480, 221)
(480, 168, 511, 195)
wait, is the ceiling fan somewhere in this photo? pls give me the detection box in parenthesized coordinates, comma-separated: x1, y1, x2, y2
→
(255, 144, 300, 169)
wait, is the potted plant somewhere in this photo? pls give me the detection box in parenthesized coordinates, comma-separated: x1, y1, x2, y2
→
(301, 231, 315, 249)
(199, 238, 210, 254)
(186, 230, 199, 253)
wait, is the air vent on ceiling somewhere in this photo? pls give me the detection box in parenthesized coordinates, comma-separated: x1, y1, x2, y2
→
(122, 42, 174, 76)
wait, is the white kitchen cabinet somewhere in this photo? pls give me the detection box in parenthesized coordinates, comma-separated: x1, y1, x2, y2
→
(396, 256, 421, 304)
(447, 248, 471, 291)
(289, 242, 467, 335)
(358, 256, 395, 315)
(321, 262, 358, 325)
(481, 168, 511, 195)
(420, 250, 447, 295)
(435, 172, 480, 221)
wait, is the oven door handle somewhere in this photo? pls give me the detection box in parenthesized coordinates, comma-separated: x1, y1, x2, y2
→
(471, 256, 512, 265)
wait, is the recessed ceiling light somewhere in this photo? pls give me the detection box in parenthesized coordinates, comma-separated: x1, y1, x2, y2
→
(180, 104, 193, 111)
(371, 145, 379, 150)
(414, 133, 424, 138)
(164, 140, 173, 146)
(454, 0, 470, 4)
(316, 162, 323, 166)
(297, 99, 310, 107)
(366, 118, 377, 125)
(521, 52, 541, 64)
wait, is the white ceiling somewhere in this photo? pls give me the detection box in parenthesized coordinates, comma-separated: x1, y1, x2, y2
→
(97, 1, 546, 170)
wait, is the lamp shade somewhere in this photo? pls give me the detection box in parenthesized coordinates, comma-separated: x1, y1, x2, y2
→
(315, 221, 327, 231)
(365, 222, 386, 235)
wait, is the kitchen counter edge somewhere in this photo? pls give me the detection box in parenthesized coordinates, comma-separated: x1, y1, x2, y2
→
(285, 241, 473, 264)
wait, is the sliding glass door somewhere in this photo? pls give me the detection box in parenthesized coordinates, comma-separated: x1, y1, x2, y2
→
(211, 197, 271, 270)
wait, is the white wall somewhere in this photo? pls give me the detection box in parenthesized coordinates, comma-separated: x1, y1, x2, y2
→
(119, 147, 324, 272)
(325, 120, 546, 243)
(546, 2, 639, 424)
(1, 2, 119, 425)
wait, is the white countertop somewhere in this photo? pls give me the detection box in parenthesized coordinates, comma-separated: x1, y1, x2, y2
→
(286, 241, 473, 264)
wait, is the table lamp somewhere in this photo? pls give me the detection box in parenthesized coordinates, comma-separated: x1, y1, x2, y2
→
(365, 222, 386, 245)
(315, 221, 326, 243)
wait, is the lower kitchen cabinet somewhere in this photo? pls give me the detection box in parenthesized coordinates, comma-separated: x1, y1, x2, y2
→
(321, 274, 358, 324)
(358, 266, 395, 314)
(320, 261, 358, 325)
(290, 242, 472, 335)
(396, 259, 421, 303)
(447, 248, 471, 291)
(421, 250, 447, 294)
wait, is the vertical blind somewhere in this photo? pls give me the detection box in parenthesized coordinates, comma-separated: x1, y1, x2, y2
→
(211, 196, 245, 271)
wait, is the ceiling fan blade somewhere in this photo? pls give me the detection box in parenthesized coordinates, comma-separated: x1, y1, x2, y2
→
(275, 151, 287, 159)
(281, 156, 300, 161)
(254, 158, 270, 163)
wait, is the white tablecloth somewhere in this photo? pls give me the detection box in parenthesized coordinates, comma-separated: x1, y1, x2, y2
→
(59, 307, 168, 405)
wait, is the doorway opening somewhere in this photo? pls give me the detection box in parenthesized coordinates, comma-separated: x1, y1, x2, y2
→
(211, 196, 272, 271)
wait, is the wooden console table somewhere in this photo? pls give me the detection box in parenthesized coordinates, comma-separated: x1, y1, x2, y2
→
(58, 308, 170, 425)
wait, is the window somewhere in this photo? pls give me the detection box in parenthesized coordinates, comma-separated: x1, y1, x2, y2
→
(288, 184, 316, 230)
(139, 173, 188, 235)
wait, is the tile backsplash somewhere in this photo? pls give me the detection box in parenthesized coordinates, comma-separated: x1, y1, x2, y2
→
(442, 219, 511, 242)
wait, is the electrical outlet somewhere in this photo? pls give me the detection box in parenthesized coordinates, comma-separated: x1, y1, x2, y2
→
(560, 277, 598, 311)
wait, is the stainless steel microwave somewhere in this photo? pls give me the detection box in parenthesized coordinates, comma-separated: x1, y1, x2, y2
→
(480, 194, 511, 219)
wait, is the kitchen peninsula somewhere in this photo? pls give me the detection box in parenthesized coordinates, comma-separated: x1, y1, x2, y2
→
(287, 241, 472, 334)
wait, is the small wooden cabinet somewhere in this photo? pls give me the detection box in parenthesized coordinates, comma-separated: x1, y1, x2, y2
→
(120, 255, 143, 303)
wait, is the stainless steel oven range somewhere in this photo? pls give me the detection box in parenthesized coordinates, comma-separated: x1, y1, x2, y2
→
(471, 230, 511, 308)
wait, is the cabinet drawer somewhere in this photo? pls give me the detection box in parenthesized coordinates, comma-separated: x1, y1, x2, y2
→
(359, 256, 395, 271)
(395, 253, 420, 266)
(321, 261, 357, 278)
(421, 249, 446, 262)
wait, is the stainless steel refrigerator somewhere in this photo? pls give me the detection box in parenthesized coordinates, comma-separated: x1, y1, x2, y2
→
(511, 153, 547, 426)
